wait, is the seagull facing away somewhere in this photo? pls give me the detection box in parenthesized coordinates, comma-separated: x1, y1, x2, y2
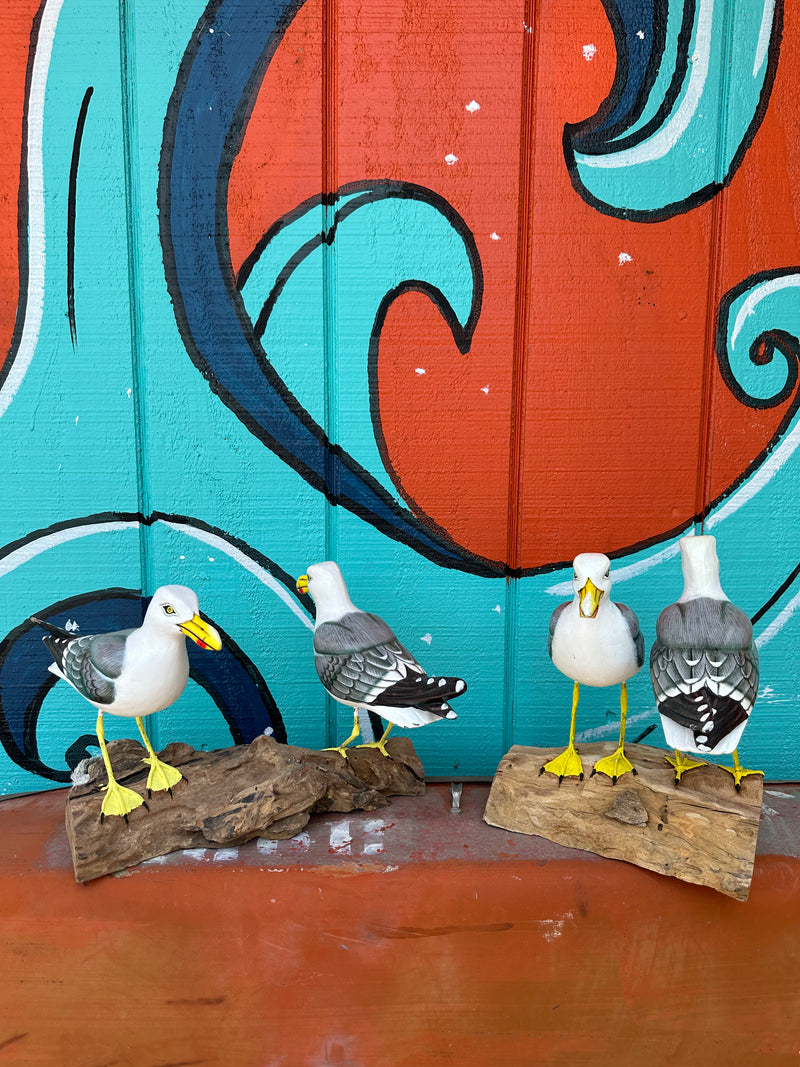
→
(32, 585, 222, 821)
(543, 552, 644, 783)
(296, 561, 466, 758)
(650, 535, 762, 789)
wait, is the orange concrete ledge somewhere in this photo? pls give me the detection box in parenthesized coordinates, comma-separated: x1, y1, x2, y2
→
(2, 783, 799, 1066)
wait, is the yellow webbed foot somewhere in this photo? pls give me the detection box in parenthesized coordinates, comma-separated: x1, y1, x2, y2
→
(357, 740, 391, 758)
(719, 751, 764, 792)
(665, 750, 705, 784)
(142, 755, 183, 797)
(101, 779, 146, 823)
(324, 744, 353, 760)
(540, 743, 584, 783)
(591, 746, 636, 784)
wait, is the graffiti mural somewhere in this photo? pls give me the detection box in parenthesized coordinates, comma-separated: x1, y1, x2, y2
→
(1, 0, 799, 795)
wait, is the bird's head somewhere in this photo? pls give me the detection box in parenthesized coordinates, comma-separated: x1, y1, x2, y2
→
(572, 553, 612, 619)
(296, 561, 357, 622)
(146, 585, 222, 650)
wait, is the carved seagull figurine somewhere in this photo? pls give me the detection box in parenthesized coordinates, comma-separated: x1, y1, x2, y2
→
(544, 552, 644, 783)
(32, 585, 222, 821)
(296, 561, 466, 758)
(650, 535, 762, 789)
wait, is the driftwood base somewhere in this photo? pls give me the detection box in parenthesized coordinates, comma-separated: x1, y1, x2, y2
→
(65, 734, 424, 882)
(483, 742, 763, 901)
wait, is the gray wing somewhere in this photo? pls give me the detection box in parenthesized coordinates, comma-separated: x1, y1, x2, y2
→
(617, 602, 645, 668)
(316, 637, 427, 706)
(55, 630, 131, 706)
(548, 602, 568, 659)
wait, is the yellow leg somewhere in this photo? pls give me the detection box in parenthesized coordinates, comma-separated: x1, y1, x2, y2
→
(719, 749, 764, 792)
(358, 722, 393, 758)
(136, 716, 183, 797)
(665, 748, 706, 784)
(96, 712, 146, 823)
(592, 682, 636, 784)
(325, 709, 361, 759)
(541, 682, 584, 782)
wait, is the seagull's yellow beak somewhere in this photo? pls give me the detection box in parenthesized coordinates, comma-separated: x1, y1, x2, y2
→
(578, 578, 604, 619)
(179, 614, 223, 651)
(296, 574, 309, 596)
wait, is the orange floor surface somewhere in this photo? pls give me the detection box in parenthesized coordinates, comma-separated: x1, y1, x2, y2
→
(2, 783, 799, 1067)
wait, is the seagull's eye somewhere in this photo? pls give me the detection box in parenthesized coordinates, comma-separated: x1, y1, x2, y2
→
(573, 573, 578, 581)
(605, 571, 610, 579)
(163, 604, 175, 615)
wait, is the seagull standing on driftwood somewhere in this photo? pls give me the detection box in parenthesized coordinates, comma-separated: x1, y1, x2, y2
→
(296, 561, 466, 758)
(32, 585, 222, 821)
(650, 535, 762, 789)
(544, 553, 644, 783)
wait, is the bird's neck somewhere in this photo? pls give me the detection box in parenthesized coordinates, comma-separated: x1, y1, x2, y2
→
(313, 592, 359, 625)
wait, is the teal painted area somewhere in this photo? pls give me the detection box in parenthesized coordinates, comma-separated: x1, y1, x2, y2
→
(0, 0, 799, 797)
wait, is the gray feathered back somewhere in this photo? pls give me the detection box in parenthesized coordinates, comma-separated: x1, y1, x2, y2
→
(655, 597, 753, 652)
(314, 611, 396, 655)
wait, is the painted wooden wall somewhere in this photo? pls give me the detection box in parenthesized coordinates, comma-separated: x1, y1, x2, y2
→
(1, 0, 799, 795)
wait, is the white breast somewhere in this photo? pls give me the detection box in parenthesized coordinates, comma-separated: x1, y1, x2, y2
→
(551, 601, 640, 688)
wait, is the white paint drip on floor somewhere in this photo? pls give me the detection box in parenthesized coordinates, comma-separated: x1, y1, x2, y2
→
(213, 848, 239, 863)
(329, 820, 352, 854)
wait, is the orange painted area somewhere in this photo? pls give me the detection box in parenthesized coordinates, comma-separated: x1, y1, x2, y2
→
(227, 0, 800, 570)
(0, 0, 41, 368)
(2, 787, 799, 1065)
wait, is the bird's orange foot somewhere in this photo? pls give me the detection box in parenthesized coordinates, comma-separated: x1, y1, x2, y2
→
(540, 744, 583, 783)
(100, 779, 146, 823)
(665, 751, 705, 784)
(719, 761, 764, 792)
(142, 755, 183, 798)
(591, 746, 636, 784)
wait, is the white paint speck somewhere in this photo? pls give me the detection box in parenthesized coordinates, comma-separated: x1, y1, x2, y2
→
(493, 605, 501, 614)
(257, 838, 279, 855)
(583, 43, 597, 61)
(415, 367, 426, 375)
(420, 633, 433, 645)
(179, 555, 185, 560)
(213, 848, 239, 863)
(263, 726, 274, 736)
(490, 232, 501, 241)
(445, 153, 458, 165)
(126, 388, 132, 398)
(65, 619, 80, 632)
(636, 29, 645, 40)
(523, 21, 532, 33)
(182, 848, 207, 860)
(290, 832, 311, 850)
(208, 556, 215, 562)
(618, 252, 633, 265)
(209, 26, 214, 32)
(75, 415, 79, 425)
(329, 820, 352, 854)
(465, 100, 481, 113)
(481, 385, 490, 394)
(762, 806, 779, 818)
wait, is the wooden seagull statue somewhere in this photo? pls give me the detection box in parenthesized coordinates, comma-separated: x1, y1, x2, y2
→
(32, 585, 222, 821)
(543, 552, 644, 783)
(650, 535, 762, 789)
(296, 561, 466, 758)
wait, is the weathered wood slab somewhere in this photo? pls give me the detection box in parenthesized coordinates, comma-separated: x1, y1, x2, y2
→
(66, 734, 424, 882)
(483, 743, 763, 901)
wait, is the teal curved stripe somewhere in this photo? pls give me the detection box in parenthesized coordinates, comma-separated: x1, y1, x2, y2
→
(566, 0, 781, 219)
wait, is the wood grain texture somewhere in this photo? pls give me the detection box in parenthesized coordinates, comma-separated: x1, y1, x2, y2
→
(66, 735, 424, 882)
(484, 742, 763, 901)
